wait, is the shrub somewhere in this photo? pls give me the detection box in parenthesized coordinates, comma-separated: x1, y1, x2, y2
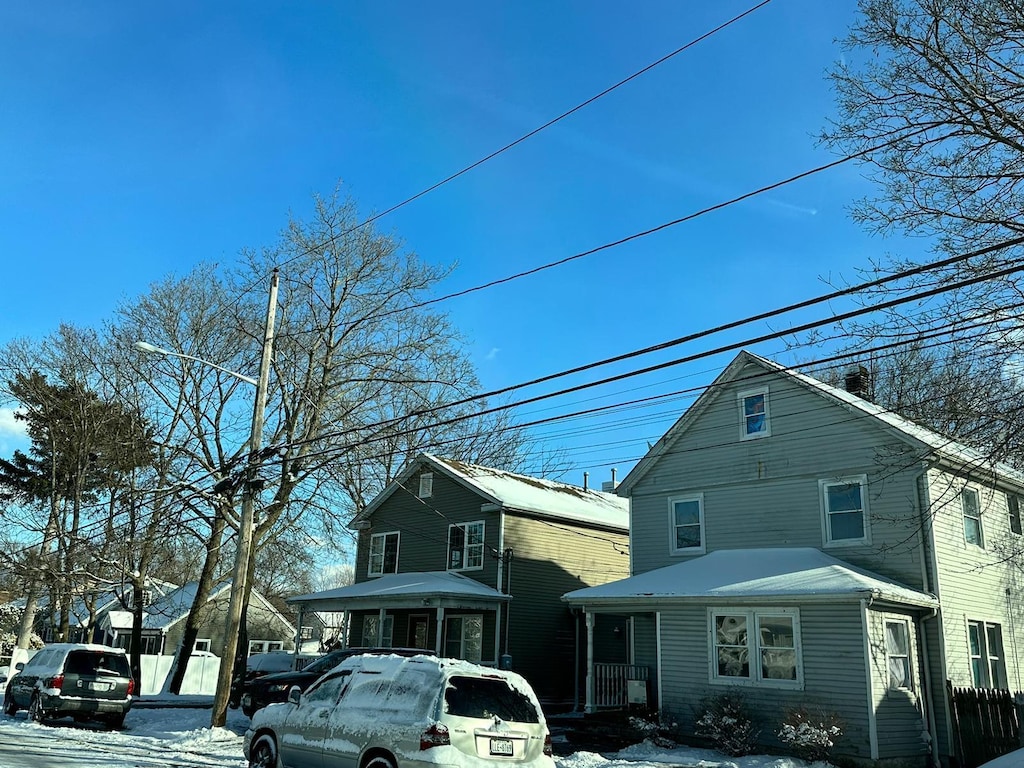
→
(777, 707, 843, 762)
(627, 709, 678, 749)
(694, 691, 760, 756)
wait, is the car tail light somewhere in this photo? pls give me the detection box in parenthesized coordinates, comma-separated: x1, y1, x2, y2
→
(46, 674, 64, 690)
(543, 733, 553, 757)
(127, 678, 136, 696)
(419, 723, 450, 750)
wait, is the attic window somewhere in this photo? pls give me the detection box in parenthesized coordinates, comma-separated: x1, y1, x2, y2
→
(738, 387, 770, 440)
(419, 472, 434, 498)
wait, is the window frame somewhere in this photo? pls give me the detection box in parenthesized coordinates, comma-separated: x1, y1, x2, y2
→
(961, 488, 985, 549)
(1008, 494, 1022, 536)
(737, 386, 771, 441)
(445, 614, 483, 663)
(247, 639, 284, 656)
(707, 607, 803, 690)
(968, 619, 1007, 689)
(193, 638, 212, 653)
(368, 530, 400, 577)
(884, 619, 913, 691)
(418, 472, 434, 498)
(447, 521, 485, 571)
(819, 475, 871, 547)
(668, 494, 706, 555)
(361, 615, 394, 648)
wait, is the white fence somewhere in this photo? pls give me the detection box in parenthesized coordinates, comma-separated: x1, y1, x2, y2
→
(141, 653, 222, 695)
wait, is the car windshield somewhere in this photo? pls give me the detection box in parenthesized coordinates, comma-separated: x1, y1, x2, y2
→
(305, 651, 348, 674)
(65, 651, 130, 677)
(444, 676, 540, 723)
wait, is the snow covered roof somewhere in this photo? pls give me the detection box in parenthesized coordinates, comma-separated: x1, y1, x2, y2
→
(139, 581, 232, 630)
(562, 548, 938, 608)
(620, 350, 1024, 494)
(288, 571, 510, 611)
(352, 453, 628, 531)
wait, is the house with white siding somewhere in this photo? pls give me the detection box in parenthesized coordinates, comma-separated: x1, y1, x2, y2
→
(288, 453, 630, 706)
(564, 350, 1024, 766)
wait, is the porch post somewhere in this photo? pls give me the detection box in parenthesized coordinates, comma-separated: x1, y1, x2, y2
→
(585, 611, 595, 713)
(377, 607, 386, 647)
(435, 607, 446, 655)
(294, 605, 305, 653)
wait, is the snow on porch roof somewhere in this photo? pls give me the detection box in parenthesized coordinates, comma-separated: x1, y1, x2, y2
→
(287, 571, 511, 608)
(563, 548, 938, 608)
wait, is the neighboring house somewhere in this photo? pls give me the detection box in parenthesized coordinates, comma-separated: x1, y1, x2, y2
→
(97, 580, 296, 658)
(564, 350, 1024, 766)
(34, 580, 178, 644)
(288, 453, 630, 705)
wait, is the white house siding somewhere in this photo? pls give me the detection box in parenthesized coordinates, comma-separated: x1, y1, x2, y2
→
(629, 367, 927, 591)
(926, 467, 1024, 692)
(656, 602, 873, 760)
(868, 608, 930, 760)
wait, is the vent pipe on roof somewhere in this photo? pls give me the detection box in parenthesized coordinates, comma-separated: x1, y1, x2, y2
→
(583, 472, 589, 490)
(602, 468, 619, 493)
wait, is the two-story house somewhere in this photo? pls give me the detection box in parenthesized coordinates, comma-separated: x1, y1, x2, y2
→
(288, 453, 630, 706)
(564, 350, 1024, 766)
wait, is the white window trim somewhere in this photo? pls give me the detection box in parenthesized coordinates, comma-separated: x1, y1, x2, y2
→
(445, 614, 483, 663)
(368, 530, 400, 577)
(961, 487, 985, 549)
(1007, 494, 1023, 536)
(419, 472, 434, 498)
(447, 520, 486, 572)
(193, 638, 212, 653)
(667, 493, 706, 556)
(707, 607, 803, 690)
(248, 639, 285, 655)
(966, 617, 1006, 689)
(737, 386, 771, 441)
(362, 615, 394, 648)
(884, 619, 913, 691)
(819, 475, 871, 547)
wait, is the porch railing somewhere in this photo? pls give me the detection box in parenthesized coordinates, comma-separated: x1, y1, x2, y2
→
(593, 663, 649, 709)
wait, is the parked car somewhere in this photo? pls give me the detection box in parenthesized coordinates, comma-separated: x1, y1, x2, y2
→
(244, 653, 554, 768)
(230, 651, 297, 709)
(2, 643, 134, 729)
(978, 748, 1024, 767)
(240, 646, 426, 717)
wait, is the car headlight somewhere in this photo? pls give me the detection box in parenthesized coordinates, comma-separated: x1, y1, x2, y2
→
(268, 684, 291, 693)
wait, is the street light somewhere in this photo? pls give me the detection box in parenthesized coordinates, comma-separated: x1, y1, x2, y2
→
(135, 269, 279, 727)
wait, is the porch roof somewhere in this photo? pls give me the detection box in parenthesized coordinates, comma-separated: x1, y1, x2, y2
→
(562, 548, 938, 608)
(287, 571, 511, 612)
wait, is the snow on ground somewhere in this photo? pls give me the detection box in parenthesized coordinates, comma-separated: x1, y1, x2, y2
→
(0, 696, 833, 768)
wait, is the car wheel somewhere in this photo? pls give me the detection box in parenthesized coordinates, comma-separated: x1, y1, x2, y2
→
(28, 695, 46, 724)
(249, 734, 279, 768)
(2, 692, 17, 717)
(362, 755, 397, 768)
(104, 712, 126, 730)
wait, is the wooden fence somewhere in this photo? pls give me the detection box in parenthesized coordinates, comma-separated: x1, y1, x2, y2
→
(947, 683, 1022, 768)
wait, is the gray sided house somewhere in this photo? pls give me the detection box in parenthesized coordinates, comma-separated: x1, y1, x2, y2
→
(288, 453, 630, 706)
(97, 581, 296, 659)
(564, 350, 1024, 767)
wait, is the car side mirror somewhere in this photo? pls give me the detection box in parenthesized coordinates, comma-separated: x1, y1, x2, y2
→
(288, 686, 302, 705)
(14, 663, 24, 672)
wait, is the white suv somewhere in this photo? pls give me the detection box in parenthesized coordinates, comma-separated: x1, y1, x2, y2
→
(244, 653, 555, 768)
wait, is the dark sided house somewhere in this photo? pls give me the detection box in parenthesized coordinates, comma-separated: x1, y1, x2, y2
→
(288, 453, 630, 707)
(564, 350, 1024, 767)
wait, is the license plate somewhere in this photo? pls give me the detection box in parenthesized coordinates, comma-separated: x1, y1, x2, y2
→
(489, 738, 513, 756)
(88, 682, 111, 692)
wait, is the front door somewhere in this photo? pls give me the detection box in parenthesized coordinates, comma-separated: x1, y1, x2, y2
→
(409, 614, 429, 649)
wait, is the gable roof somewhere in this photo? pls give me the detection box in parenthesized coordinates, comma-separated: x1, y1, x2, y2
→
(351, 453, 628, 532)
(618, 350, 1024, 494)
(562, 547, 938, 608)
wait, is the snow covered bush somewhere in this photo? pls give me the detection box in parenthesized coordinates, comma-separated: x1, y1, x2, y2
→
(627, 710, 678, 748)
(777, 706, 843, 762)
(694, 692, 759, 756)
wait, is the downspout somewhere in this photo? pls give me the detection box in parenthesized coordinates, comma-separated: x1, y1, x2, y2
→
(496, 507, 505, 667)
(573, 609, 580, 711)
(860, 595, 879, 761)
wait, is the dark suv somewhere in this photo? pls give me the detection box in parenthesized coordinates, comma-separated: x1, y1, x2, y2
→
(3, 643, 134, 729)
(240, 647, 427, 717)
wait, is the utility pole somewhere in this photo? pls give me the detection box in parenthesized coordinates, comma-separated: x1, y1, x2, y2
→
(210, 268, 279, 727)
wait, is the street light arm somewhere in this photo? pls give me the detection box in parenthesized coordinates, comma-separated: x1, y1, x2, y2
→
(134, 341, 258, 386)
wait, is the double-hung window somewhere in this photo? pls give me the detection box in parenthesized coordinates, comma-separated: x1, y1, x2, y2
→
(968, 620, 1007, 689)
(709, 608, 802, 688)
(1008, 494, 1022, 536)
(738, 387, 770, 440)
(368, 531, 400, 576)
(962, 489, 984, 548)
(885, 620, 913, 690)
(444, 615, 483, 662)
(820, 475, 870, 545)
(668, 494, 705, 554)
(362, 615, 394, 648)
(448, 521, 485, 570)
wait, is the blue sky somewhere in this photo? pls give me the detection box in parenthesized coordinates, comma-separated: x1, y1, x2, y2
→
(0, 1, 923, 481)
